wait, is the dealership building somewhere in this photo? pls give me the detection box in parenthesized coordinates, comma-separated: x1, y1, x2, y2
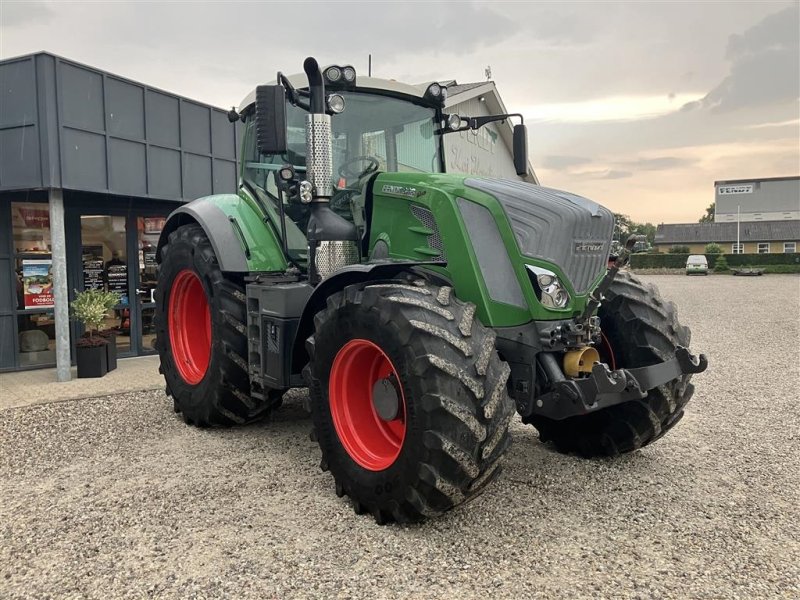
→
(0, 52, 534, 375)
(0, 52, 242, 375)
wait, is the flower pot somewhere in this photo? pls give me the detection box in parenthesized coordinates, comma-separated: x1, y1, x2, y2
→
(77, 343, 109, 378)
(103, 333, 118, 371)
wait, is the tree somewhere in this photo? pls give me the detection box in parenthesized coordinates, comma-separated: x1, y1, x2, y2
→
(705, 242, 722, 254)
(714, 255, 729, 272)
(699, 203, 715, 223)
(613, 213, 656, 244)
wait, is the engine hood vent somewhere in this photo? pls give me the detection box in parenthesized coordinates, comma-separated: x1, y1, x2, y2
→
(464, 178, 614, 293)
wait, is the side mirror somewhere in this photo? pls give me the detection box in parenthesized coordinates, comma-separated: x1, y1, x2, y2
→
(513, 124, 528, 176)
(255, 85, 287, 155)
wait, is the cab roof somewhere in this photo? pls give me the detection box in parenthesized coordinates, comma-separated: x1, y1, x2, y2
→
(238, 72, 438, 113)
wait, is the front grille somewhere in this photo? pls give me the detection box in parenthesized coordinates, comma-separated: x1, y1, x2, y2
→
(465, 178, 614, 293)
(410, 204, 447, 260)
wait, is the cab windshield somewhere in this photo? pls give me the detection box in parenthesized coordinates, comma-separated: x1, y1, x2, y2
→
(242, 91, 441, 261)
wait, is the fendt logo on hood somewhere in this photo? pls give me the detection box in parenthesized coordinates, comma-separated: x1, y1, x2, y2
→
(574, 241, 605, 253)
(381, 184, 426, 198)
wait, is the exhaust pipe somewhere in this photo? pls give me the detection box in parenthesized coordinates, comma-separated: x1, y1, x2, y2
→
(302, 57, 359, 283)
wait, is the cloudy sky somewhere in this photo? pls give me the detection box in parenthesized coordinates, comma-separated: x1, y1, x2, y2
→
(2, 1, 798, 223)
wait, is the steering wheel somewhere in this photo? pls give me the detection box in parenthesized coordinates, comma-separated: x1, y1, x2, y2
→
(338, 156, 380, 180)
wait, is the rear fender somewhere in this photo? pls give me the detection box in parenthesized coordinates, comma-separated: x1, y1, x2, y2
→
(156, 194, 288, 273)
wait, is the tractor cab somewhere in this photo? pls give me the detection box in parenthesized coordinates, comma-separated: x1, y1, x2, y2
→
(237, 75, 446, 264)
(234, 65, 527, 273)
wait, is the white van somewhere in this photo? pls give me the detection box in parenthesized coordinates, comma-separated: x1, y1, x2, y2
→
(686, 255, 709, 275)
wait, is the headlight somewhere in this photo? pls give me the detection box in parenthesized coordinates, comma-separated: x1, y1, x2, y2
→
(342, 66, 356, 82)
(527, 265, 570, 309)
(427, 83, 441, 97)
(299, 181, 313, 204)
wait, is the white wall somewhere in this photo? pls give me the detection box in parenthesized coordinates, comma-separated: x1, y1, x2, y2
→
(443, 96, 521, 180)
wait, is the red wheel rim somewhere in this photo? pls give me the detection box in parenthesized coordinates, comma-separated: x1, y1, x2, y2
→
(168, 269, 211, 385)
(329, 339, 407, 471)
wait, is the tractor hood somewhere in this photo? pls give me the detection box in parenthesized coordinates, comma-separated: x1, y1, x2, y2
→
(465, 178, 614, 293)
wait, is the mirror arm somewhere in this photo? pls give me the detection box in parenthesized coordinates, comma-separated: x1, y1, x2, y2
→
(467, 113, 524, 129)
(437, 113, 524, 135)
(277, 72, 311, 111)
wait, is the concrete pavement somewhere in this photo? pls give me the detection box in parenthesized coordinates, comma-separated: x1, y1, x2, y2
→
(0, 355, 163, 411)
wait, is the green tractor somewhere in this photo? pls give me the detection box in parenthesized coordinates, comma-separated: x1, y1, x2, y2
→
(155, 58, 706, 523)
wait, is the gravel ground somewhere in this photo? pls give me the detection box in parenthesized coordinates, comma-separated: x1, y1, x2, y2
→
(2, 275, 798, 599)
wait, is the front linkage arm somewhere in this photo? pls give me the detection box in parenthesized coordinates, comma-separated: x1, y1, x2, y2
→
(533, 346, 708, 421)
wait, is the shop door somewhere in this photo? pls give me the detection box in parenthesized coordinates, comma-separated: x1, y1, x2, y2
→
(79, 215, 134, 357)
(79, 213, 169, 357)
(134, 217, 165, 355)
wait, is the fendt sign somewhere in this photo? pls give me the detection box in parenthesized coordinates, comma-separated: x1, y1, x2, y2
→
(718, 184, 754, 195)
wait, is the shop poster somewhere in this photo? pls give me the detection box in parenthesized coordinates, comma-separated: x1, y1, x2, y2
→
(22, 259, 55, 309)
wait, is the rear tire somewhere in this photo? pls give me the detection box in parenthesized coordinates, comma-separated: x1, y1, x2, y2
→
(155, 223, 278, 427)
(526, 271, 695, 456)
(306, 280, 514, 523)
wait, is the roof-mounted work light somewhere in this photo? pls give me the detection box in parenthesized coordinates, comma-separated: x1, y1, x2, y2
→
(324, 65, 356, 89)
(424, 82, 447, 106)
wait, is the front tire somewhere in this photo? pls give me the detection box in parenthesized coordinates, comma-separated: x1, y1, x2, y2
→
(306, 280, 514, 523)
(155, 223, 278, 427)
(527, 271, 695, 456)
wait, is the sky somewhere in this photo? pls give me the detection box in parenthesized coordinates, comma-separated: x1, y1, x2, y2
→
(1, 1, 798, 224)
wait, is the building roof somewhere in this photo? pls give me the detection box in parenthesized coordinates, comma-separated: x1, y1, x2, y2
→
(715, 175, 800, 186)
(440, 79, 539, 184)
(655, 220, 800, 244)
(446, 81, 495, 97)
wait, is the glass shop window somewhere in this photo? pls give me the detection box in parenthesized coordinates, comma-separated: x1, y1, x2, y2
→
(12, 201, 56, 366)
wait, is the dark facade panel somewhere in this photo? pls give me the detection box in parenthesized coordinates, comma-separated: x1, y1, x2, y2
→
(106, 77, 145, 140)
(184, 153, 213, 200)
(211, 110, 235, 159)
(146, 90, 181, 148)
(149, 146, 181, 199)
(181, 101, 211, 155)
(60, 62, 105, 132)
(0, 52, 239, 199)
(61, 128, 107, 190)
(0, 57, 37, 128)
(0, 316, 14, 369)
(213, 159, 237, 195)
(108, 138, 147, 196)
(0, 57, 41, 189)
(0, 257, 12, 312)
(0, 127, 41, 188)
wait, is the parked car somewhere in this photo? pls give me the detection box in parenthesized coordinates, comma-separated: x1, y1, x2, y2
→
(686, 255, 709, 275)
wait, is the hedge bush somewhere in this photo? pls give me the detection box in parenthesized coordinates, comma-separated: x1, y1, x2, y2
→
(630, 252, 800, 270)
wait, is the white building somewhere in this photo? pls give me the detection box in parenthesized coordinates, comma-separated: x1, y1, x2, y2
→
(715, 176, 800, 222)
(442, 81, 539, 184)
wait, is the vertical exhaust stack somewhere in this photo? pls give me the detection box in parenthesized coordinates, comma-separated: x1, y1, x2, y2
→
(303, 57, 360, 284)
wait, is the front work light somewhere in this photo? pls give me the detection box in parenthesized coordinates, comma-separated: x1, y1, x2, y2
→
(342, 66, 356, 82)
(327, 93, 346, 114)
(527, 265, 571, 309)
(446, 114, 462, 130)
(299, 181, 314, 204)
(278, 164, 296, 182)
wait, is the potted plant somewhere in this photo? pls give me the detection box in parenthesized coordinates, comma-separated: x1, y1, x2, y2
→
(71, 289, 119, 378)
